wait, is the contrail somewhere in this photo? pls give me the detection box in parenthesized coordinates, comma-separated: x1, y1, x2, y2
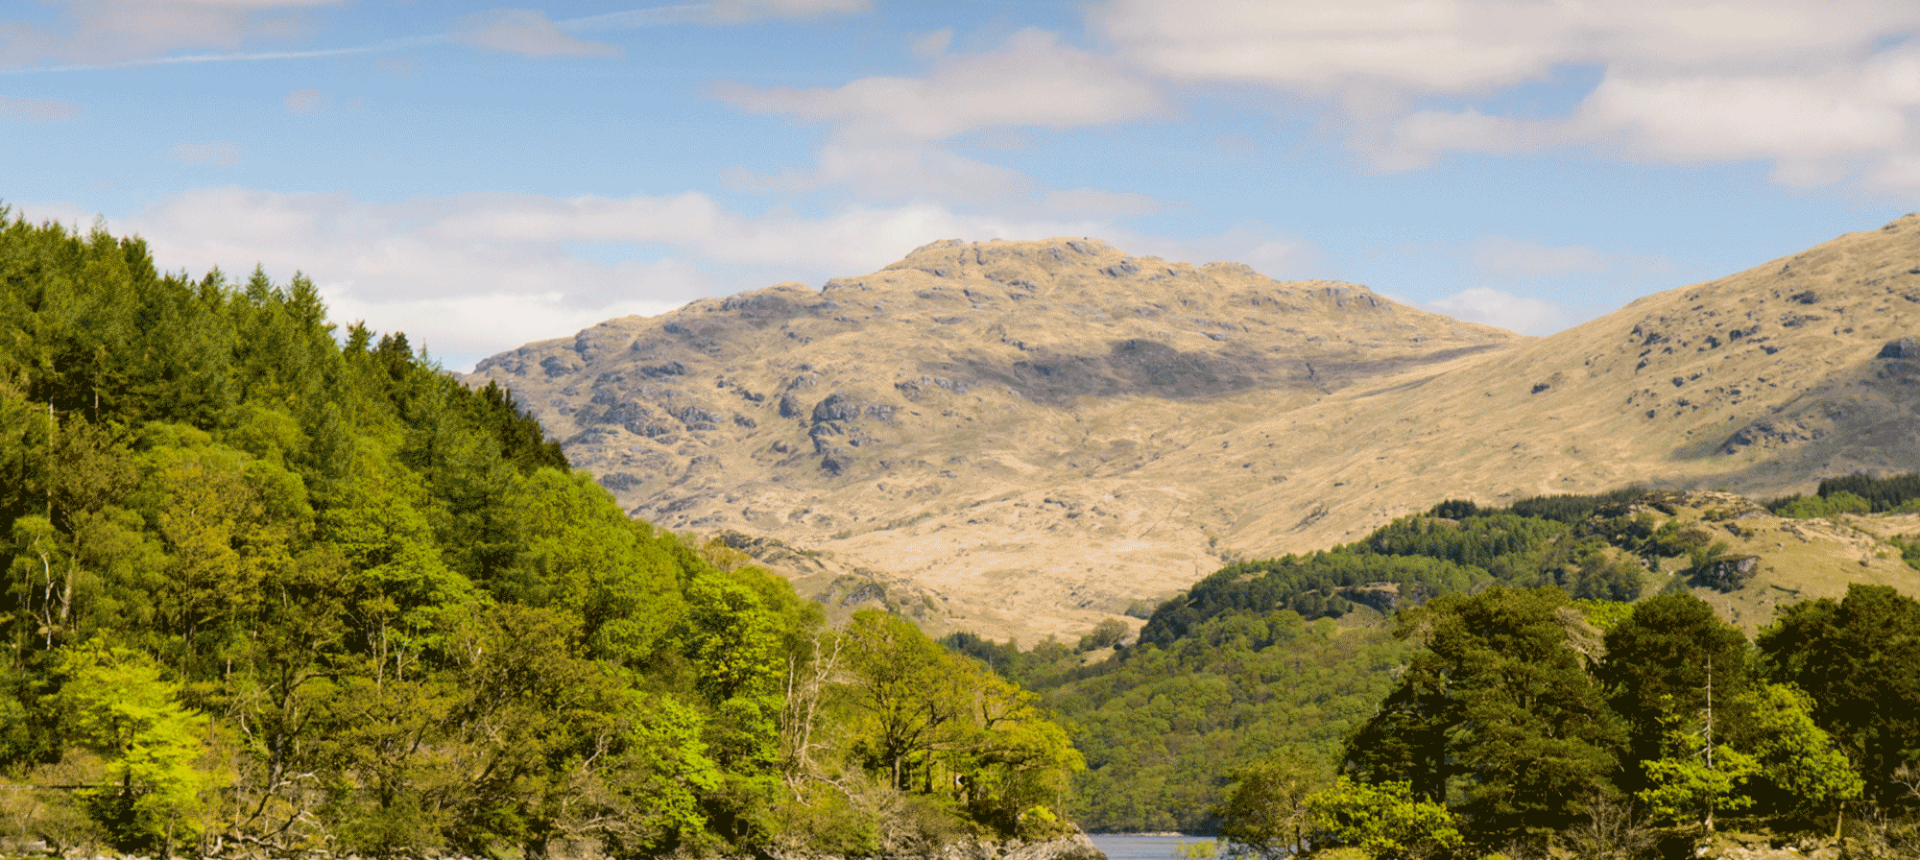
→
(0, 33, 445, 75)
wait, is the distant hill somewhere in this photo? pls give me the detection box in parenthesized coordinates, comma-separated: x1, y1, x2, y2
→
(470, 218, 1920, 640)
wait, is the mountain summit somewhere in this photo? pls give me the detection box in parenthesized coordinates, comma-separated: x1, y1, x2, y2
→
(470, 223, 1920, 639)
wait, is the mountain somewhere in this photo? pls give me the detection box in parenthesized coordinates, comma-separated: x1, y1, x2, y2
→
(469, 219, 1920, 640)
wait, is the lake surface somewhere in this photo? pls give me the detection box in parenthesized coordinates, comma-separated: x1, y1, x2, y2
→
(1086, 833, 1214, 860)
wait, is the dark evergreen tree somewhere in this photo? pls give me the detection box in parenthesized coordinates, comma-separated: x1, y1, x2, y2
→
(1597, 593, 1752, 794)
(1345, 586, 1624, 847)
(1758, 584, 1920, 802)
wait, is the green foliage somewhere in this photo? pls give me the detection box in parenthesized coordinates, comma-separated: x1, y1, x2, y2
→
(1050, 613, 1409, 832)
(1636, 710, 1758, 831)
(1138, 549, 1485, 646)
(1770, 491, 1872, 519)
(976, 487, 1665, 834)
(1173, 837, 1219, 859)
(1504, 486, 1649, 523)
(1346, 586, 1623, 845)
(0, 210, 1079, 858)
(51, 644, 220, 854)
(837, 610, 1083, 838)
(1078, 617, 1129, 652)
(1765, 472, 1920, 517)
(1304, 777, 1462, 860)
(1573, 598, 1636, 633)
(1740, 683, 1862, 821)
(1597, 593, 1751, 796)
(1891, 535, 1920, 572)
(1757, 584, 1920, 803)
(1814, 473, 1920, 513)
(1211, 748, 1329, 860)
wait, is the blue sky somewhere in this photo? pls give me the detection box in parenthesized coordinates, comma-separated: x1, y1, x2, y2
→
(5, 0, 1919, 371)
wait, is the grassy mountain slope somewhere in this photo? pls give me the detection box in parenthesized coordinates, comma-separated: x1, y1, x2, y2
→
(1232, 214, 1920, 554)
(470, 238, 1514, 639)
(473, 217, 1920, 641)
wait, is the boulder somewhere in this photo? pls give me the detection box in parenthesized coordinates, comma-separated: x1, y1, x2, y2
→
(1877, 336, 1920, 359)
(1696, 555, 1760, 592)
(769, 831, 1108, 860)
(934, 833, 1108, 860)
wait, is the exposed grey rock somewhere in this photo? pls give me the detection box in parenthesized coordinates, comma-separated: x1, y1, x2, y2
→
(1877, 335, 1919, 359)
(1696, 555, 1760, 592)
(769, 832, 1107, 860)
(812, 392, 865, 423)
(1720, 418, 1822, 453)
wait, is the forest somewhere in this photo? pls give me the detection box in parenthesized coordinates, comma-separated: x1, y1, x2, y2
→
(958, 484, 1920, 858)
(0, 209, 1084, 858)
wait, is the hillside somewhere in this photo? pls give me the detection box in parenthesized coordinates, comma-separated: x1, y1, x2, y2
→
(471, 218, 1920, 640)
(989, 483, 1920, 833)
(469, 238, 1516, 638)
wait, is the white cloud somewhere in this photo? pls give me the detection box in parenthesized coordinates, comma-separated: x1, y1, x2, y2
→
(1380, 55, 1920, 185)
(1427, 287, 1565, 335)
(1092, 0, 1920, 94)
(282, 87, 325, 113)
(170, 141, 243, 166)
(1090, 0, 1574, 96)
(1470, 236, 1609, 280)
(1086, 0, 1920, 195)
(713, 28, 1168, 208)
(0, 0, 342, 67)
(717, 29, 1167, 143)
(455, 9, 621, 59)
(0, 94, 82, 122)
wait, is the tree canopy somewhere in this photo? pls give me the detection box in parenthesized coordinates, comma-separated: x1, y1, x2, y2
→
(0, 209, 1082, 858)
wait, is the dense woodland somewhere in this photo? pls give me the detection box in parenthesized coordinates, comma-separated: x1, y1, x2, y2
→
(0, 210, 1083, 858)
(957, 483, 1920, 858)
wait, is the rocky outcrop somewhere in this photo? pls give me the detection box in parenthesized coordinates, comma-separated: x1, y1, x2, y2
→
(1696, 554, 1761, 592)
(1694, 832, 1842, 860)
(1879, 335, 1920, 359)
(932, 833, 1107, 860)
(769, 833, 1107, 860)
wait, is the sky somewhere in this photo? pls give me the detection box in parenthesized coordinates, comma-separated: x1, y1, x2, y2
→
(4, 0, 1919, 372)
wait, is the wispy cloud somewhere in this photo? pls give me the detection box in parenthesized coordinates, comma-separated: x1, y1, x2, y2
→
(1, 2, 870, 75)
(0, 0, 345, 69)
(0, 94, 81, 122)
(1086, 0, 1920, 196)
(282, 87, 326, 113)
(455, 9, 622, 59)
(709, 0, 872, 23)
(0, 36, 438, 75)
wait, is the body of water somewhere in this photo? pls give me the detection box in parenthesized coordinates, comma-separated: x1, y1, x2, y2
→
(1086, 833, 1215, 860)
